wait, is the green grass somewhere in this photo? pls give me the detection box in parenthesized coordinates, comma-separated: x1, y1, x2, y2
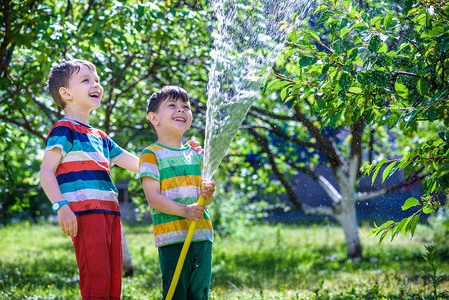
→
(0, 221, 448, 299)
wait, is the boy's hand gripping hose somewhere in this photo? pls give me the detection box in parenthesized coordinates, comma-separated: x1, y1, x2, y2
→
(165, 185, 206, 300)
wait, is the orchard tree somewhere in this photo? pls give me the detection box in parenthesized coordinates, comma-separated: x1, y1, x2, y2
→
(0, 0, 212, 274)
(223, 0, 448, 258)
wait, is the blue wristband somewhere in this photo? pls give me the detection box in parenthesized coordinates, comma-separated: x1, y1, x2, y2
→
(52, 200, 70, 213)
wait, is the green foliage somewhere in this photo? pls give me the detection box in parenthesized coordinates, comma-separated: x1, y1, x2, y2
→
(1, 221, 448, 299)
(422, 244, 448, 300)
(265, 0, 449, 240)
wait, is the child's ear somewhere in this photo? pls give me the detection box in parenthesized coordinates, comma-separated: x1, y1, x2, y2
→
(147, 112, 159, 126)
(59, 87, 72, 101)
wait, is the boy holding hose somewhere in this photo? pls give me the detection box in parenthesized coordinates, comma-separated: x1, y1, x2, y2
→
(139, 86, 215, 300)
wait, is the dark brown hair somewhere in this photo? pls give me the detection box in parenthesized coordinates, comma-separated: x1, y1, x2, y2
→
(146, 86, 190, 132)
(47, 59, 97, 109)
(146, 86, 190, 114)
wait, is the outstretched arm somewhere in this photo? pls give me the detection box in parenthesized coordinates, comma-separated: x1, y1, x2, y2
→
(141, 177, 206, 221)
(115, 152, 140, 173)
(40, 148, 78, 237)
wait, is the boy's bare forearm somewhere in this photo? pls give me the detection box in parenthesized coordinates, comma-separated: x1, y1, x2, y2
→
(141, 177, 205, 221)
(146, 192, 189, 218)
(40, 167, 78, 236)
(40, 166, 65, 203)
(40, 148, 78, 236)
(147, 193, 206, 222)
(115, 152, 139, 173)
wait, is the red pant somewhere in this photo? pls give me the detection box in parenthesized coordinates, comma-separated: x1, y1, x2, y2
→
(72, 213, 123, 300)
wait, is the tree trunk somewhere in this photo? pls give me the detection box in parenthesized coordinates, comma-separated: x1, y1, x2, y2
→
(334, 156, 363, 259)
(122, 229, 134, 277)
(334, 201, 362, 259)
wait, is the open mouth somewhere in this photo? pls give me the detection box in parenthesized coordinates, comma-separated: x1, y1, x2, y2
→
(89, 92, 101, 98)
(173, 117, 186, 123)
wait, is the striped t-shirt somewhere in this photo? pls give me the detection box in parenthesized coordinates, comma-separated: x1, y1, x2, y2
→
(45, 118, 126, 215)
(139, 143, 213, 247)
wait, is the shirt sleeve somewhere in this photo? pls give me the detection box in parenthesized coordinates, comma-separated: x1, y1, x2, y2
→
(45, 124, 74, 157)
(139, 149, 160, 181)
(106, 136, 127, 164)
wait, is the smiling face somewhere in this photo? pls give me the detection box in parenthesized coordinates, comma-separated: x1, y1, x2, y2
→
(148, 96, 192, 137)
(61, 64, 103, 112)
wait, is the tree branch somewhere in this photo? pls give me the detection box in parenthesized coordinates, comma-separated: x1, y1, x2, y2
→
(356, 173, 425, 202)
(302, 203, 335, 216)
(248, 111, 323, 150)
(25, 89, 61, 123)
(0, 115, 44, 140)
(65, 0, 72, 17)
(286, 160, 342, 205)
(250, 104, 347, 172)
(250, 105, 295, 121)
(104, 53, 137, 133)
(6, 87, 45, 140)
(293, 105, 329, 144)
(395, 71, 421, 78)
(76, 0, 95, 30)
(0, 0, 11, 76)
(247, 126, 302, 208)
(350, 117, 364, 176)
(293, 105, 348, 171)
(387, 31, 432, 74)
(368, 127, 375, 164)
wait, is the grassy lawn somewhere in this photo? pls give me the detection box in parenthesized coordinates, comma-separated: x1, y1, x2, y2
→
(0, 220, 448, 299)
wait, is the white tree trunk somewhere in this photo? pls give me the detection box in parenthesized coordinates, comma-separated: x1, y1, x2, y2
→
(332, 156, 362, 259)
(334, 201, 362, 258)
(122, 229, 134, 277)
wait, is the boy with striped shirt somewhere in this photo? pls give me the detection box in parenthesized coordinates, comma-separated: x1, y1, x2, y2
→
(40, 59, 141, 298)
(139, 86, 215, 300)
(40, 59, 140, 299)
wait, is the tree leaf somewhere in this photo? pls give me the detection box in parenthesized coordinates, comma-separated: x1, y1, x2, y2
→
(406, 109, 420, 128)
(265, 79, 280, 93)
(395, 82, 409, 99)
(425, 107, 439, 122)
(379, 229, 389, 243)
(339, 73, 352, 91)
(314, 5, 328, 15)
(417, 78, 429, 96)
(271, 80, 291, 91)
(402, 197, 420, 211)
(370, 70, 389, 87)
(379, 220, 395, 231)
(402, 216, 413, 236)
(382, 161, 397, 183)
(308, 30, 321, 42)
(383, 12, 395, 29)
(388, 112, 400, 129)
(409, 215, 420, 235)
(372, 159, 388, 185)
(368, 35, 381, 52)
(298, 56, 318, 67)
(348, 86, 362, 94)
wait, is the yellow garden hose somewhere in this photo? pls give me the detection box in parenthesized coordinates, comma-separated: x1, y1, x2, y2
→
(165, 187, 206, 300)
